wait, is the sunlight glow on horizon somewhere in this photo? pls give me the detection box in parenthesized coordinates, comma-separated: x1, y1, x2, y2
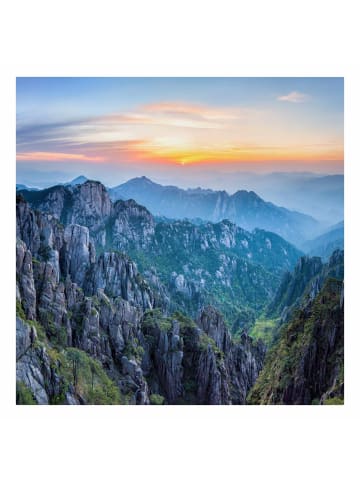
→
(16, 78, 344, 173)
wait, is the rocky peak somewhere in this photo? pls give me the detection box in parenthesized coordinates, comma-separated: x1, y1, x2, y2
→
(65, 175, 88, 186)
(197, 306, 231, 353)
(67, 181, 112, 227)
(110, 198, 155, 250)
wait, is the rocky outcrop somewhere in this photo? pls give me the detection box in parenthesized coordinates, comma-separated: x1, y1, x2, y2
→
(62, 224, 95, 286)
(16, 240, 37, 320)
(248, 278, 344, 405)
(230, 333, 266, 403)
(16, 317, 78, 405)
(197, 306, 231, 352)
(68, 181, 112, 227)
(85, 252, 154, 310)
(110, 199, 155, 250)
(19, 181, 305, 329)
(16, 197, 157, 404)
(140, 307, 265, 405)
(194, 307, 265, 404)
(142, 317, 184, 403)
(268, 249, 344, 323)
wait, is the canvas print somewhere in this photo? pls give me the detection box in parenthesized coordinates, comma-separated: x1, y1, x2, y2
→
(16, 78, 344, 405)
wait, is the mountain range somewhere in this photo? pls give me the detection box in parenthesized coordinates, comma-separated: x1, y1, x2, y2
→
(109, 176, 321, 246)
(217, 172, 343, 224)
(18, 181, 302, 326)
(16, 178, 344, 405)
(16, 171, 344, 225)
(16, 189, 266, 404)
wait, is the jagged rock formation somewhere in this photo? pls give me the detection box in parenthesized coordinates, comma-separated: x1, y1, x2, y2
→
(141, 308, 265, 404)
(16, 195, 265, 405)
(16, 181, 343, 406)
(267, 250, 344, 324)
(248, 278, 344, 405)
(19, 181, 303, 326)
(16, 317, 79, 405)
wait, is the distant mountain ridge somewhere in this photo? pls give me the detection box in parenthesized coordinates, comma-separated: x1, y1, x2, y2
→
(302, 221, 344, 259)
(16, 184, 39, 191)
(109, 176, 320, 246)
(16, 175, 89, 192)
(64, 175, 88, 186)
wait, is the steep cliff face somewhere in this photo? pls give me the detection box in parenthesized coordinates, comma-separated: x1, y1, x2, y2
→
(16, 317, 79, 405)
(16, 196, 265, 405)
(16, 197, 157, 404)
(68, 181, 112, 226)
(267, 250, 344, 324)
(141, 307, 265, 405)
(109, 199, 155, 250)
(248, 278, 344, 405)
(63, 224, 96, 286)
(195, 307, 265, 404)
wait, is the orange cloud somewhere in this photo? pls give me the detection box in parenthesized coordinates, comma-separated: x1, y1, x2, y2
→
(16, 152, 105, 162)
(89, 102, 242, 130)
(16, 99, 343, 170)
(130, 142, 344, 166)
(143, 101, 240, 120)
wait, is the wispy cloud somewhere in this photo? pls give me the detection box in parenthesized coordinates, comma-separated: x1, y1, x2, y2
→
(277, 91, 310, 103)
(16, 97, 343, 168)
(143, 101, 240, 120)
(16, 152, 104, 162)
(93, 102, 243, 130)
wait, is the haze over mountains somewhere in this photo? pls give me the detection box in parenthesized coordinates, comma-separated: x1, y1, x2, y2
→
(109, 176, 324, 246)
(16, 170, 343, 224)
(223, 172, 344, 224)
(302, 221, 344, 259)
(17, 173, 344, 251)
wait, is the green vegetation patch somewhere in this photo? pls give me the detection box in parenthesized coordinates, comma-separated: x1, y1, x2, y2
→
(249, 316, 279, 345)
(323, 397, 344, 405)
(16, 381, 37, 405)
(16, 300, 26, 320)
(64, 348, 121, 404)
(149, 394, 165, 405)
(24, 318, 47, 344)
(142, 308, 172, 332)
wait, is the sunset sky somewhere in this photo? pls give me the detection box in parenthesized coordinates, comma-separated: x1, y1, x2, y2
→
(16, 77, 344, 188)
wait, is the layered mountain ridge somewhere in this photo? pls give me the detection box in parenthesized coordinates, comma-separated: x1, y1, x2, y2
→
(19, 181, 302, 325)
(109, 176, 321, 246)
